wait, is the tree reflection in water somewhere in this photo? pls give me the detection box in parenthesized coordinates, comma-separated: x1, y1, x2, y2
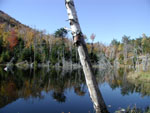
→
(74, 84, 86, 96)
(52, 92, 66, 103)
(0, 67, 87, 108)
(0, 67, 150, 112)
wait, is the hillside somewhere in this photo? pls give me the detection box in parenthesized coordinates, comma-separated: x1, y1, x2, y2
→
(0, 10, 82, 67)
(0, 10, 29, 29)
(0, 10, 150, 72)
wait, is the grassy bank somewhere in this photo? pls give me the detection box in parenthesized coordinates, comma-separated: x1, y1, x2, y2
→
(127, 71, 150, 82)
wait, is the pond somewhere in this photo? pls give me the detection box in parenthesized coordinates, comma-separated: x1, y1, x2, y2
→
(0, 67, 150, 113)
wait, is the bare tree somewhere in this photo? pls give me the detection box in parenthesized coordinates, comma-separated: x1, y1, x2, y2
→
(90, 33, 96, 63)
(122, 35, 130, 64)
(142, 54, 149, 71)
(65, 0, 108, 112)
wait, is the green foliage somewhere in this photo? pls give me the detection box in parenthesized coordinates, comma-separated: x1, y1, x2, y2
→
(54, 28, 67, 38)
(142, 36, 150, 54)
(118, 53, 124, 64)
(90, 52, 99, 64)
(0, 38, 3, 54)
(34, 61, 38, 69)
(122, 35, 130, 44)
(0, 51, 11, 63)
(35, 52, 42, 63)
(71, 47, 79, 63)
(118, 67, 124, 77)
(109, 58, 115, 65)
(111, 39, 120, 46)
(1, 11, 150, 68)
(19, 47, 34, 62)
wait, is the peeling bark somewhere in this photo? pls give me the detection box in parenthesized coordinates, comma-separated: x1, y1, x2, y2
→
(65, 0, 109, 113)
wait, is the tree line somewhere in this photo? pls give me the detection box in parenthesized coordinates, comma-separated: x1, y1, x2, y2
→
(0, 23, 99, 67)
(0, 20, 150, 69)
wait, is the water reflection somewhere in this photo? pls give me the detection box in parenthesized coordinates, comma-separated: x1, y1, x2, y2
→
(106, 67, 150, 97)
(0, 67, 150, 112)
(0, 67, 86, 108)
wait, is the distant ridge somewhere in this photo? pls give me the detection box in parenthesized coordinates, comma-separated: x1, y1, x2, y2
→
(0, 10, 29, 29)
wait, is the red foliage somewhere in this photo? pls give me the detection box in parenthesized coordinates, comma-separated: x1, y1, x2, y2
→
(90, 33, 96, 42)
(8, 29, 18, 50)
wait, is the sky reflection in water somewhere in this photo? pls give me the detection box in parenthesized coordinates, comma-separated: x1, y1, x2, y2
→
(0, 67, 150, 113)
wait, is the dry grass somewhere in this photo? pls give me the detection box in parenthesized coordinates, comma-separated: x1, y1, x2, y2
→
(127, 71, 150, 82)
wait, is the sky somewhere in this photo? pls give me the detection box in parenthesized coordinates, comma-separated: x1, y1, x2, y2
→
(0, 0, 150, 44)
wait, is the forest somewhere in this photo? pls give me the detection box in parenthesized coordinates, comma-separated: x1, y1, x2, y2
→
(1, 1, 150, 112)
(0, 10, 150, 72)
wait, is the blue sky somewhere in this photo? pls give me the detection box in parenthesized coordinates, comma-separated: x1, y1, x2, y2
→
(0, 0, 150, 44)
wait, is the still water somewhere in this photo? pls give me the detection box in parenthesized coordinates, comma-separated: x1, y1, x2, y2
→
(0, 67, 150, 113)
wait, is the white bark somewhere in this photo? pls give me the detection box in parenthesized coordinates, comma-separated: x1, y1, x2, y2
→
(142, 54, 149, 71)
(123, 43, 128, 64)
(136, 56, 140, 72)
(65, 0, 108, 113)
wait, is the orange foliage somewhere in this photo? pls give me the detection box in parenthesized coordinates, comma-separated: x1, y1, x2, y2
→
(7, 29, 18, 50)
(5, 81, 17, 97)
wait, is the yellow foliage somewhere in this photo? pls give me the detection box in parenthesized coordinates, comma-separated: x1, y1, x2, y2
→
(128, 52, 134, 58)
(117, 80, 121, 85)
(0, 23, 7, 33)
(2, 32, 9, 47)
(118, 44, 123, 52)
(141, 37, 147, 46)
(86, 44, 91, 52)
(25, 31, 35, 47)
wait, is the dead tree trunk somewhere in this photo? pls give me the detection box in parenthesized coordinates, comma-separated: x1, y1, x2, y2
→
(142, 54, 149, 71)
(65, 0, 108, 112)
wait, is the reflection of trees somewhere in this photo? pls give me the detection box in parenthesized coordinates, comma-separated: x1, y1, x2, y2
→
(132, 82, 150, 97)
(102, 67, 150, 97)
(1, 67, 150, 109)
(0, 67, 86, 107)
(125, 106, 150, 113)
(52, 92, 66, 103)
(49, 68, 86, 102)
(74, 84, 86, 96)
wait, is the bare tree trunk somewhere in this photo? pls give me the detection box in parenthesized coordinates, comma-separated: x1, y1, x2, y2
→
(142, 54, 149, 71)
(136, 56, 140, 72)
(123, 43, 128, 64)
(65, 0, 108, 113)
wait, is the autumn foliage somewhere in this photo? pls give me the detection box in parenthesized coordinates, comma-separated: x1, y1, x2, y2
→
(1, 10, 150, 67)
(7, 30, 18, 50)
